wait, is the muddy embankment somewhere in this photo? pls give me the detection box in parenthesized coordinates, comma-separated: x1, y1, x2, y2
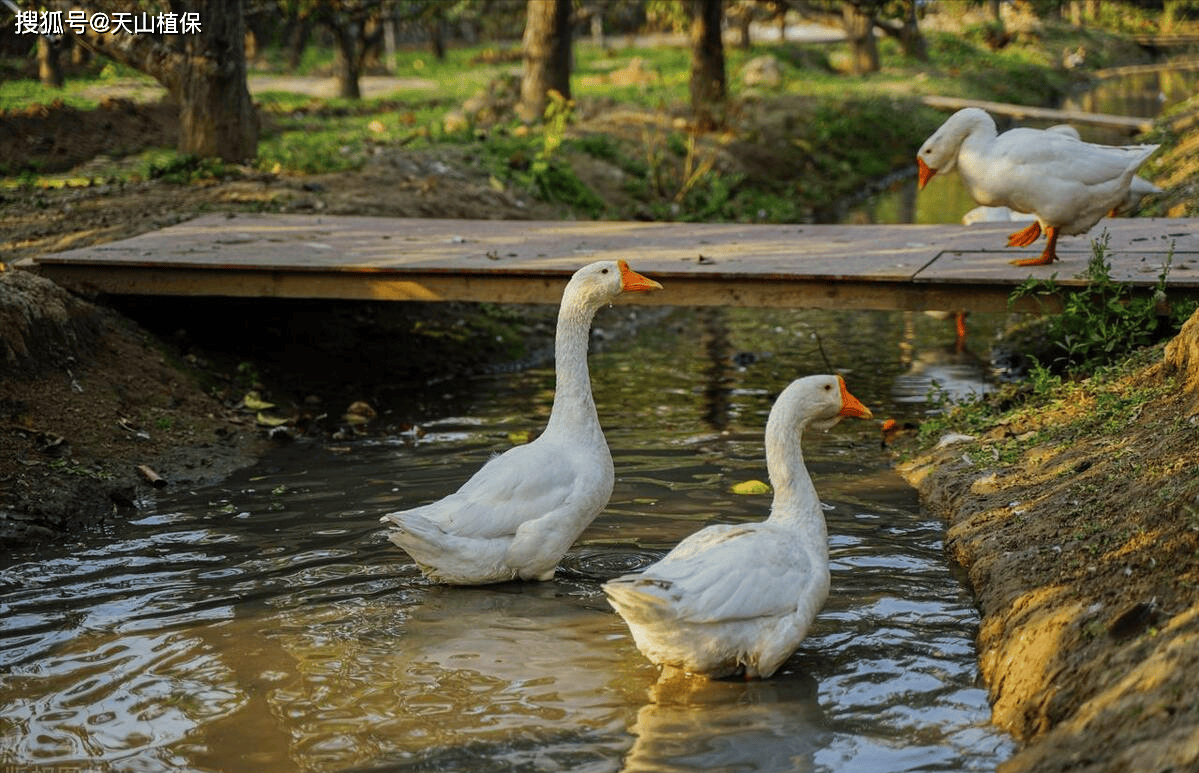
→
(899, 308, 1199, 773)
(0, 269, 264, 545)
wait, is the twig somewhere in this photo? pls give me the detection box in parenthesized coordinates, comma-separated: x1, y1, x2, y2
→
(137, 464, 167, 488)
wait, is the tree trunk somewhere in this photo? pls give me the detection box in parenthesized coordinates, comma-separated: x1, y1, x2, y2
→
(688, 0, 725, 131)
(37, 35, 64, 88)
(331, 21, 362, 99)
(517, 0, 572, 123)
(71, 37, 90, 67)
(428, 11, 446, 61)
(286, 17, 311, 71)
(899, 0, 927, 61)
(989, 0, 1002, 22)
(69, 0, 257, 162)
(383, 13, 397, 72)
(842, 2, 879, 75)
(177, 0, 258, 161)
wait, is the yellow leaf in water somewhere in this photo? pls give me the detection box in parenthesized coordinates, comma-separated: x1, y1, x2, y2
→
(256, 412, 290, 427)
(507, 430, 532, 445)
(243, 391, 274, 410)
(730, 479, 772, 495)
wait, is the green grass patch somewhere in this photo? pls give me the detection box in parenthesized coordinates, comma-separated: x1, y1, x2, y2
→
(1010, 236, 1199, 377)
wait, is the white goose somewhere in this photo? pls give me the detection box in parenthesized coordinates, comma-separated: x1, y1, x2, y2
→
(917, 108, 1159, 266)
(604, 374, 873, 679)
(960, 124, 1160, 226)
(380, 260, 662, 585)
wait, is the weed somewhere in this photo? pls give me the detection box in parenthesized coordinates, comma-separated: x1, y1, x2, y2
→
(48, 458, 114, 481)
(1010, 235, 1198, 376)
(148, 154, 231, 184)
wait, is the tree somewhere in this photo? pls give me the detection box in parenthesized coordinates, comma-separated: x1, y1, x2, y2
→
(841, 1, 878, 74)
(37, 34, 65, 88)
(306, 0, 385, 99)
(788, 1, 928, 72)
(517, 0, 572, 123)
(688, 0, 725, 130)
(877, 0, 927, 62)
(67, 0, 257, 162)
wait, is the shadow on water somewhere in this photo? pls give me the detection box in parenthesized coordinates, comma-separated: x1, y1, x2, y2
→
(0, 305, 1014, 772)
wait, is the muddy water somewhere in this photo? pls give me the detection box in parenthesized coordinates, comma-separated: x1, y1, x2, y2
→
(0, 307, 1014, 772)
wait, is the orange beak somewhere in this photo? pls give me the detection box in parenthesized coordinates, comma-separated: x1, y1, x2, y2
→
(618, 260, 663, 293)
(917, 157, 935, 191)
(837, 376, 873, 419)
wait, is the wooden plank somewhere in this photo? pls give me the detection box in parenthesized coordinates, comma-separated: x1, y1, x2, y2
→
(1132, 34, 1199, 47)
(35, 213, 1004, 280)
(1095, 57, 1199, 79)
(920, 95, 1153, 134)
(33, 262, 1056, 313)
(28, 214, 1199, 312)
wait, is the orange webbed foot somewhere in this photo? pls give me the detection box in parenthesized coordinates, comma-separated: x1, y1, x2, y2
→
(1006, 221, 1042, 248)
(1010, 253, 1056, 267)
(1010, 227, 1059, 266)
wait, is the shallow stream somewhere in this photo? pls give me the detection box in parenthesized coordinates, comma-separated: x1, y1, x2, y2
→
(16, 50, 1193, 773)
(0, 307, 1016, 772)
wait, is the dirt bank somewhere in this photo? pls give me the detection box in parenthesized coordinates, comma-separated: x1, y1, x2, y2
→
(0, 268, 265, 544)
(897, 309, 1199, 773)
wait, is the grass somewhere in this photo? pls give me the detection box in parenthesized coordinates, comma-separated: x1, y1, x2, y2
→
(1010, 236, 1199, 376)
(0, 17, 1177, 222)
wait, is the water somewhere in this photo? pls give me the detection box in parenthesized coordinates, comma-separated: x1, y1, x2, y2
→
(0, 306, 1014, 772)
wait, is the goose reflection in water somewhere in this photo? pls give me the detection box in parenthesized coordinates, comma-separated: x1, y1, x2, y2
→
(187, 578, 649, 772)
(621, 673, 828, 773)
(893, 311, 993, 408)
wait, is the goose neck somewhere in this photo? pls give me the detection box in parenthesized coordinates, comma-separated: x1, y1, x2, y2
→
(544, 298, 601, 436)
(766, 431, 820, 516)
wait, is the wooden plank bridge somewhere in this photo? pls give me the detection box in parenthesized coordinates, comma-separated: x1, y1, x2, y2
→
(919, 95, 1154, 134)
(25, 214, 1199, 313)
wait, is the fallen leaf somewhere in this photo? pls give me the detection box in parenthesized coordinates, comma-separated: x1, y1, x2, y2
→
(243, 391, 275, 411)
(256, 412, 290, 427)
(730, 479, 772, 495)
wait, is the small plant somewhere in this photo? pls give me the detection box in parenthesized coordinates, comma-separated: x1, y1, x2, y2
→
(148, 154, 230, 184)
(1010, 235, 1198, 376)
(1026, 358, 1064, 395)
(496, 90, 606, 217)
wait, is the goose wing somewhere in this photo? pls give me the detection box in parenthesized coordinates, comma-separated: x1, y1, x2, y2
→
(383, 436, 611, 540)
(611, 525, 820, 623)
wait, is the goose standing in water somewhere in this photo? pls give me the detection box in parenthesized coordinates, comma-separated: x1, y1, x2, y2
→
(381, 260, 662, 584)
(604, 375, 873, 678)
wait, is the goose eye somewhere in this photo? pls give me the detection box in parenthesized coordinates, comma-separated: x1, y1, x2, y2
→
(824, 384, 831, 390)
(601, 268, 609, 274)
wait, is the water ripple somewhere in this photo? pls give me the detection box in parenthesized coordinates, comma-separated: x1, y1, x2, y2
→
(556, 547, 667, 582)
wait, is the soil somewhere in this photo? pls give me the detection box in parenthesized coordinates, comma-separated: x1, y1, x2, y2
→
(3, 88, 1199, 772)
(0, 268, 265, 544)
(897, 319, 1199, 773)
